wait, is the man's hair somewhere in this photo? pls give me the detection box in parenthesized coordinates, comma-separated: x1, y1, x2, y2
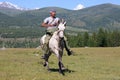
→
(49, 9, 56, 13)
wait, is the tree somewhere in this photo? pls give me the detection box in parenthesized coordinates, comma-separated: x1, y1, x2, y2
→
(96, 28, 107, 47)
(83, 32, 89, 47)
(111, 30, 120, 47)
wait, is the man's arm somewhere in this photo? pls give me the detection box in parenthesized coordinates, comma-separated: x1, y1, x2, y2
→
(41, 22, 53, 28)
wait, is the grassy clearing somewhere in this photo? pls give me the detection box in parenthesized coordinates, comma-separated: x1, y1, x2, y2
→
(0, 47, 120, 80)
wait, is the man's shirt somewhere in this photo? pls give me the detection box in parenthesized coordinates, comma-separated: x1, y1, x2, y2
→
(44, 17, 60, 30)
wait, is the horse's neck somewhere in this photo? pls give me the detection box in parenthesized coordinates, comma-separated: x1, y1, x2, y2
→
(51, 31, 59, 40)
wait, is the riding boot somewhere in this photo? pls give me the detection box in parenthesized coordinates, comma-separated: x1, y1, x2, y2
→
(63, 38, 73, 56)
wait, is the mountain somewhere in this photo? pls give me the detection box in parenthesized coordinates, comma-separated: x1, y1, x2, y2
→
(0, 2, 26, 10)
(0, 3, 120, 32)
(71, 3, 120, 31)
(0, 2, 26, 16)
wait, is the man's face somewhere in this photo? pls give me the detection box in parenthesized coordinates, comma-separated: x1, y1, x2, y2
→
(50, 12, 56, 17)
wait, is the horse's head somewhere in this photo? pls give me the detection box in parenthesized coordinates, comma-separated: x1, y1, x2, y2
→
(57, 19, 66, 38)
(58, 19, 66, 31)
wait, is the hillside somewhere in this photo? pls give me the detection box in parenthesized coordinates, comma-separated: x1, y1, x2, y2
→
(0, 7, 24, 16)
(0, 3, 120, 32)
(73, 3, 120, 31)
(0, 12, 14, 27)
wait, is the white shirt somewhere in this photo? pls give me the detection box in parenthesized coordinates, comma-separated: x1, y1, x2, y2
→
(44, 17, 60, 30)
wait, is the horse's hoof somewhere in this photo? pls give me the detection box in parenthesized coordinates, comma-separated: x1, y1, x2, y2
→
(59, 70, 62, 74)
(43, 62, 47, 67)
(59, 70, 65, 75)
(47, 69, 51, 72)
(62, 67, 66, 70)
(67, 50, 73, 56)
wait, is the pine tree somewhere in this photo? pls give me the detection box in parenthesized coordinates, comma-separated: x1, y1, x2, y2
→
(96, 28, 107, 47)
(83, 32, 89, 47)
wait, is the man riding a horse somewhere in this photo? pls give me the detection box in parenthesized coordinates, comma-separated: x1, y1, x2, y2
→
(41, 9, 72, 59)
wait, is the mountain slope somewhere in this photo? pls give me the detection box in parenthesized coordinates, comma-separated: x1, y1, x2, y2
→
(0, 12, 14, 27)
(0, 3, 120, 32)
(13, 7, 72, 27)
(72, 3, 120, 31)
(0, 8, 25, 16)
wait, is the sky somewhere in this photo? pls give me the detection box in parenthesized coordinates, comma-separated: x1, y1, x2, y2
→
(0, 0, 120, 10)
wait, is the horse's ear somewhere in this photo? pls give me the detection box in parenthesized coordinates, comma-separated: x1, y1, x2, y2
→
(60, 18, 65, 23)
(63, 21, 66, 25)
(61, 19, 64, 23)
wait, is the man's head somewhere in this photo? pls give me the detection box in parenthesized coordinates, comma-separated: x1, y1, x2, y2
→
(49, 9, 56, 18)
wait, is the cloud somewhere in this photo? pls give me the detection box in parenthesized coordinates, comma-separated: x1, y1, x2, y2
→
(74, 4, 85, 10)
(34, 7, 40, 9)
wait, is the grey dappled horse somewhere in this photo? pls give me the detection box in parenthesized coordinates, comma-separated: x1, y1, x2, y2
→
(40, 20, 66, 74)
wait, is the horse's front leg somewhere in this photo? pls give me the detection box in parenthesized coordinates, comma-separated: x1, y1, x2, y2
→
(58, 60, 65, 75)
(58, 61, 62, 73)
(55, 49, 64, 74)
(59, 50, 66, 70)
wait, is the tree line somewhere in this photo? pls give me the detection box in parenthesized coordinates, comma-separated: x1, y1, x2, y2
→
(68, 28, 120, 47)
(0, 28, 120, 48)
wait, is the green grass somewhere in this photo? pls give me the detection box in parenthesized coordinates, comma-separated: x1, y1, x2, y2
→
(0, 47, 120, 80)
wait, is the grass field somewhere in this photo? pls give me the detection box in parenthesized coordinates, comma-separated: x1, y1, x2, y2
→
(0, 47, 120, 80)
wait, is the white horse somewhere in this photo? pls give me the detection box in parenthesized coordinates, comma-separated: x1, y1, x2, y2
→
(40, 20, 66, 74)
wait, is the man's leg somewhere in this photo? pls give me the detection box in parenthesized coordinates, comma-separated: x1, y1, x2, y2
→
(41, 34, 51, 59)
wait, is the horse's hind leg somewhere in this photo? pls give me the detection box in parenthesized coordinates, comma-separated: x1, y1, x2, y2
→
(43, 52, 51, 70)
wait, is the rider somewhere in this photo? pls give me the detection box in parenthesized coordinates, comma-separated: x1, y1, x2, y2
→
(41, 9, 72, 59)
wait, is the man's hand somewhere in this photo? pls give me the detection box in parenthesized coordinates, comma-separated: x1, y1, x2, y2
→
(41, 23, 52, 27)
(48, 24, 54, 27)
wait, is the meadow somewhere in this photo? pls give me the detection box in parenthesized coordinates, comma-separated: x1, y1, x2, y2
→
(0, 47, 120, 80)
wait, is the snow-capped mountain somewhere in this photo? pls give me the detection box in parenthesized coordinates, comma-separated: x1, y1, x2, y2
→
(0, 1, 26, 10)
